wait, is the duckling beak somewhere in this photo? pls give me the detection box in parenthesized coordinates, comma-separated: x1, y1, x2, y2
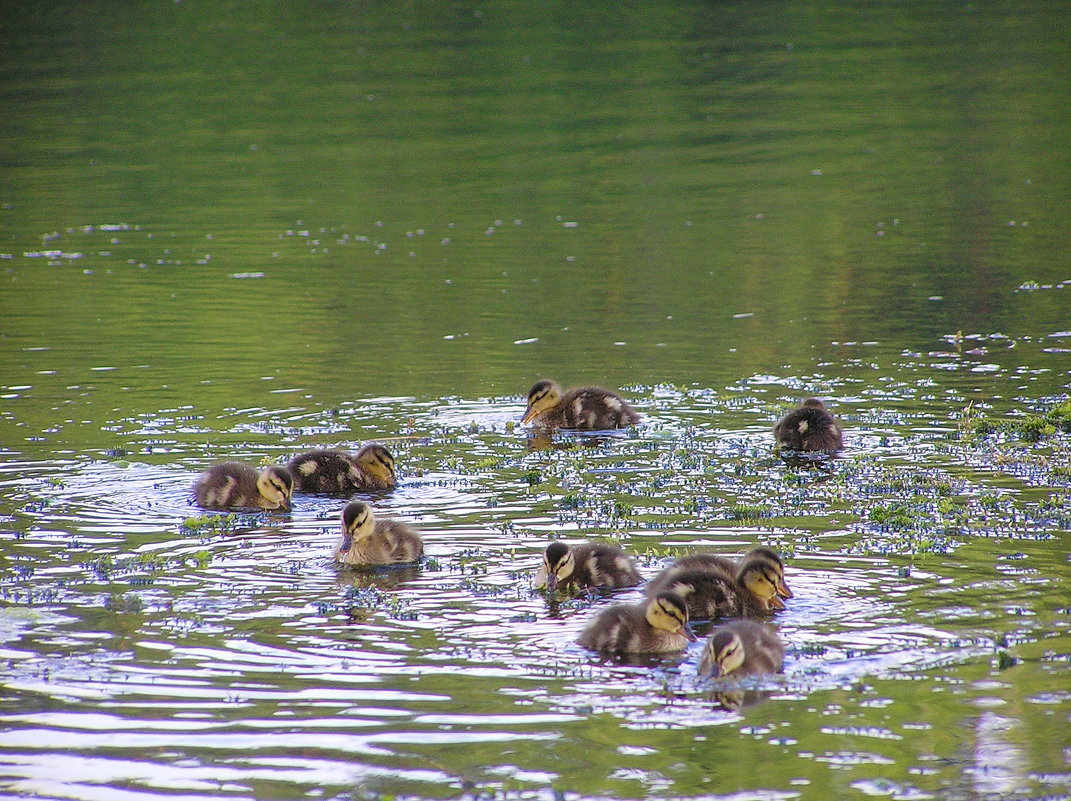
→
(767, 595, 786, 611)
(545, 573, 558, 591)
(702, 662, 722, 679)
(339, 533, 354, 553)
(521, 406, 538, 425)
(777, 581, 794, 599)
(680, 622, 698, 642)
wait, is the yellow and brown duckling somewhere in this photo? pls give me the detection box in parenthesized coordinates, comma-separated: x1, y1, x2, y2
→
(521, 379, 640, 430)
(535, 541, 642, 592)
(335, 501, 423, 566)
(773, 398, 843, 452)
(649, 547, 792, 601)
(646, 554, 785, 622)
(576, 592, 697, 654)
(192, 461, 293, 511)
(698, 620, 785, 679)
(742, 546, 793, 600)
(287, 444, 396, 493)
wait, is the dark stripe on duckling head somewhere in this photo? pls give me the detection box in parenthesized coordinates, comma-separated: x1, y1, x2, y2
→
(340, 501, 372, 552)
(702, 629, 742, 678)
(651, 592, 697, 641)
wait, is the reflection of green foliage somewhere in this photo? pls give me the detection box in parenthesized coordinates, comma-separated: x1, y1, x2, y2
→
(727, 503, 766, 520)
(180, 513, 248, 536)
(965, 399, 1071, 443)
(1013, 416, 1056, 442)
(104, 593, 144, 613)
(1045, 400, 1071, 432)
(869, 502, 914, 530)
(560, 492, 584, 510)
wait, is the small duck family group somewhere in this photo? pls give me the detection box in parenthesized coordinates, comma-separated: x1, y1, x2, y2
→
(537, 539, 791, 682)
(192, 379, 843, 683)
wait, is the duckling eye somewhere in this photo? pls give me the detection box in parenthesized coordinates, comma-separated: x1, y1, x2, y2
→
(659, 601, 683, 623)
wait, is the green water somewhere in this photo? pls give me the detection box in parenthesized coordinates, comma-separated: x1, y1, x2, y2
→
(1, 1, 1070, 799)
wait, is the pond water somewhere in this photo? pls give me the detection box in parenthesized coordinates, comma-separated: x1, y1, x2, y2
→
(1, 1, 1070, 800)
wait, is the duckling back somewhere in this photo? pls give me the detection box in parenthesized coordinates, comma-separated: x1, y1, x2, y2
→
(338, 519, 424, 566)
(555, 387, 640, 430)
(650, 553, 737, 587)
(288, 446, 395, 493)
(647, 567, 747, 622)
(193, 461, 292, 510)
(773, 398, 843, 452)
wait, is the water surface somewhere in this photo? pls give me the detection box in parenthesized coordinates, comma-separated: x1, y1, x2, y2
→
(1, 1, 1070, 800)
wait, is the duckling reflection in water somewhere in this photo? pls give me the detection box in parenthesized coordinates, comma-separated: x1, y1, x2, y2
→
(192, 461, 293, 511)
(774, 398, 843, 452)
(288, 444, 396, 493)
(535, 541, 642, 593)
(576, 592, 697, 655)
(522, 379, 640, 430)
(334, 501, 423, 566)
(646, 553, 786, 622)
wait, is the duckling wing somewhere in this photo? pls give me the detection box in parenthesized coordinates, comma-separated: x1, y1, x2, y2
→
(558, 388, 639, 429)
(573, 544, 642, 588)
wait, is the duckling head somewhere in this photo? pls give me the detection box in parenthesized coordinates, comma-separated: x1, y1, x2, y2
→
(802, 397, 828, 410)
(339, 500, 375, 555)
(522, 380, 562, 424)
(540, 541, 574, 590)
(699, 629, 745, 679)
(738, 557, 786, 611)
(646, 592, 698, 641)
(257, 465, 294, 509)
(745, 546, 793, 599)
(355, 444, 396, 485)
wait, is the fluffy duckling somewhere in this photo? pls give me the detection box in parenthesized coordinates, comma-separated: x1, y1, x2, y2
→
(651, 553, 738, 584)
(521, 380, 640, 430)
(773, 398, 843, 452)
(698, 620, 785, 679)
(192, 461, 293, 511)
(288, 444, 396, 493)
(651, 548, 793, 601)
(577, 592, 697, 654)
(535, 541, 642, 592)
(335, 501, 423, 566)
(742, 546, 793, 599)
(646, 555, 785, 622)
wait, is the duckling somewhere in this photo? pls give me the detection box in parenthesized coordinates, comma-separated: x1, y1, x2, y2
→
(576, 592, 697, 654)
(287, 444, 396, 493)
(192, 461, 293, 510)
(647, 555, 785, 622)
(335, 501, 423, 566)
(773, 398, 843, 452)
(741, 546, 793, 599)
(534, 541, 642, 592)
(521, 379, 640, 430)
(649, 553, 738, 585)
(698, 620, 785, 679)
